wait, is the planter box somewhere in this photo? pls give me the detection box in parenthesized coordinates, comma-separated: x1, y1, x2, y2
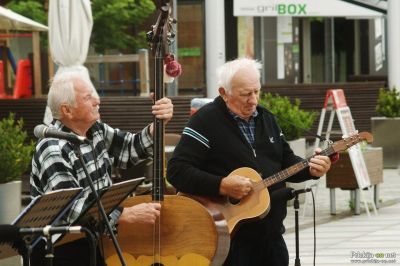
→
(326, 147, 383, 214)
(326, 147, 383, 189)
(0, 181, 21, 223)
(371, 117, 400, 168)
(0, 181, 22, 266)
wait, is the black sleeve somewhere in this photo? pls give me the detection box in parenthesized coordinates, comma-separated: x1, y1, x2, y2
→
(167, 115, 223, 197)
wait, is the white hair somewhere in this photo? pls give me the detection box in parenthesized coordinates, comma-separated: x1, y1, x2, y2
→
(47, 66, 98, 119)
(216, 58, 262, 93)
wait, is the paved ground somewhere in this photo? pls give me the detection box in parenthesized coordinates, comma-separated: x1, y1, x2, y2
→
(283, 169, 400, 266)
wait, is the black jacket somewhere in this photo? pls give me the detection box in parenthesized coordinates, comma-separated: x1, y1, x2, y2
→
(167, 96, 316, 239)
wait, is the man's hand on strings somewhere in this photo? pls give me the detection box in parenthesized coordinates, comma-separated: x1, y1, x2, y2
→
(118, 202, 161, 225)
(149, 94, 174, 136)
(309, 148, 332, 177)
(220, 174, 253, 200)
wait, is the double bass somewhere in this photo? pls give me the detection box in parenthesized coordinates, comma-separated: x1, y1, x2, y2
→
(102, 1, 229, 265)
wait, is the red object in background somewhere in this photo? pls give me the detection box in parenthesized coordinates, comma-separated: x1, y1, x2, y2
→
(329, 152, 340, 164)
(0, 60, 5, 96)
(165, 60, 182, 77)
(13, 59, 32, 99)
(0, 59, 32, 99)
(164, 54, 182, 78)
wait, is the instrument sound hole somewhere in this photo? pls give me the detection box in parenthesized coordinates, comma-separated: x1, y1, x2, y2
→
(151, 264, 164, 266)
(228, 197, 241, 205)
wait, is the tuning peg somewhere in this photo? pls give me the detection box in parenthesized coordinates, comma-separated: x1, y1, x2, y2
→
(168, 32, 176, 38)
(146, 31, 154, 42)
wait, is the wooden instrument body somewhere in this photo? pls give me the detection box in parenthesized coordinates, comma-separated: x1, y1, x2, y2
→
(184, 132, 373, 236)
(184, 167, 270, 236)
(103, 195, 229, 265)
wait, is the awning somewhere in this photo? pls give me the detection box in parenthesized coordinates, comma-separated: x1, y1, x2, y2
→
(341, 0, 387, 14)
(234, 0, 385, 18)
(0, 6, 48, 31)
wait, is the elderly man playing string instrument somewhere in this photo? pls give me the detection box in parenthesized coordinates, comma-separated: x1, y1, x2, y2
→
(30, 69, 173, 266)
(167, 58, 333, 266)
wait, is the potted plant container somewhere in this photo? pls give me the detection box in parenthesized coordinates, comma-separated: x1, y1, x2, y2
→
(0, 113, 35, 223)
(371, 88, 400, 168)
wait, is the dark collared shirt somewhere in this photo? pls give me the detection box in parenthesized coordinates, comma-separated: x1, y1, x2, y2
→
(229, 110, 258, 148)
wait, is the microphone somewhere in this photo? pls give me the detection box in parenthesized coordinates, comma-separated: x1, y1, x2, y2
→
(19, 225, 84, 235)
(270, 187, 313, 202)
(0, 224, 84, 241)
(271, 187, 296, 201)
(34, 124, 87, 144)
(292, 188, 312, 197)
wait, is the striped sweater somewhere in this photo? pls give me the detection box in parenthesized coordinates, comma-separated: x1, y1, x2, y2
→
(30, 120, 153, 224)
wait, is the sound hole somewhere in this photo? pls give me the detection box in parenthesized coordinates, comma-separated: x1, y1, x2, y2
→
(228, 197, 241, 205)
(151, 264, 164, 266)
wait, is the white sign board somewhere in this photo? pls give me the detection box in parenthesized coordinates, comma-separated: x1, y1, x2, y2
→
(234, 0, 383, 18)
(336, 107, 371, 189)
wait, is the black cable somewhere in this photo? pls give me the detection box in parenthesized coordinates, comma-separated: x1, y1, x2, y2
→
(88, 140, 102, 205)
(89, 140, 106, 262)
(81, 227, 97, 266)
(311, 189, 316, 266)
(269, 111, 327, 142)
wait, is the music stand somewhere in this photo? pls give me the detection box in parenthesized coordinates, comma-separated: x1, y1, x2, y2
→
(56, 177, 145, 245)
(82, 177, 145, 222)
(0, 188, 83, 261)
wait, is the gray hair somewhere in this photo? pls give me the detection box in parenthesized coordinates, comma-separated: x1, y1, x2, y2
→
(216, 58, 262, 93)
(47, 67, 97, 119)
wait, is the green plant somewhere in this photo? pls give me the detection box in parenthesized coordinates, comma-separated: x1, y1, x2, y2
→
(0, 113, 35, 184)
(376, 88, 400, 117)
(259, 93, 317, 141)
(7, 0, 156, 54)
(7, 0, 48, 48)
(91, 0, 155, 53)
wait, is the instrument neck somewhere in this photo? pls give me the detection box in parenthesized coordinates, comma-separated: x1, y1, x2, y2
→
(152, 53, 165, 202)
(260, 146, 335, 189)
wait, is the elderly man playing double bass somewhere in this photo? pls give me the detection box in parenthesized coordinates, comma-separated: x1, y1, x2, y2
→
(30, 69, 173, 266)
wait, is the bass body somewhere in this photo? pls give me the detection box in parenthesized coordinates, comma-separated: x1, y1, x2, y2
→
(103, 195, 230, 266)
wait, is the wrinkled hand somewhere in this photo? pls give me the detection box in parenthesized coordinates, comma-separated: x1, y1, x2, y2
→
(219, 174, 253, 200)
(152, 96, 173, 123)
(309, 148, 331, 177)
(118, 202, 161, 225)
(149, 96, 174, 136)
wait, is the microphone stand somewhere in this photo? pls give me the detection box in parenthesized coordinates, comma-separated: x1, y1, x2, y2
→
(22, 226, 96, 266)
(292, 188, 311, 266)
(73, 144, 126, 266)
(294, 193, 301, 266)
(44, 234, 54, 266)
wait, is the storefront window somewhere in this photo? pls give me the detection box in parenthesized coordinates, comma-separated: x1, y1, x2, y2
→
(177, 0, 205, 93)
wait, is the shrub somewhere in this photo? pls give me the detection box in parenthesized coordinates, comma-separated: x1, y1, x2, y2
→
(259, 93, 317, 141)
(376, 88, 400, 117)
(0, 113, 35, 184)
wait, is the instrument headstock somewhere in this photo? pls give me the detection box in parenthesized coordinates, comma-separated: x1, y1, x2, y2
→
(331, 132, 373, 153)
(147, 0, 176, 57)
